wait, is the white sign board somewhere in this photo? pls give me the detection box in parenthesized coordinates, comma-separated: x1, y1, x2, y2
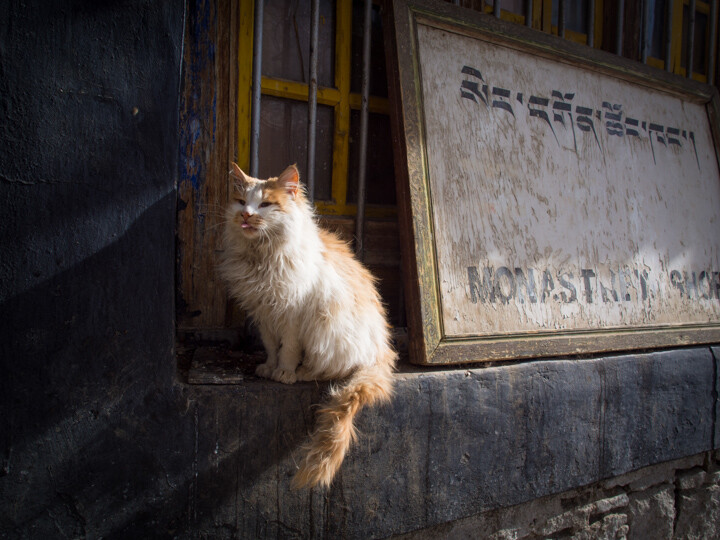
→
(388, 1, 720, 364)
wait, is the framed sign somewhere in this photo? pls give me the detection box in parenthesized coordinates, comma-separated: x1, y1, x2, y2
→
(385, 0, 720, 364)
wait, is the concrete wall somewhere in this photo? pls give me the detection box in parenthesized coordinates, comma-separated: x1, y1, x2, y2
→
(1, 1, 719, 538)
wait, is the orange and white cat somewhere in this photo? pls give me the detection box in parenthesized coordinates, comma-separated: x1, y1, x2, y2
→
(219, 162, 396, 489)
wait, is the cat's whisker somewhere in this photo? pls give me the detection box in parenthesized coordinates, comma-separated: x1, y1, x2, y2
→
(197, 207, 228, 217)
(204, 220, 231, 232)
(197, 207, 226, 214)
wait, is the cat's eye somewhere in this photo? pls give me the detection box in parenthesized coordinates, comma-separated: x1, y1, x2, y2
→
(237, 198, 246, 206)
(259, 201, 272, 208)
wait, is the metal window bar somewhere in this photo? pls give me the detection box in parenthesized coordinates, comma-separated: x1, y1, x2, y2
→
(250, 0, 264, 177)
(709, 0, 718, 84)
(665, 0, 674, 71)
(641, 0, 650, 63)
(356, 0, 372, 258)
(616, 0, 624, 55)
(558, 0, 565, 38)
(587, 0, 595, 47)
(494, 0, 501, 18)
(687, 0, 697, 78)
(307, 0, 320, 201)
(525, 0, 532, 27)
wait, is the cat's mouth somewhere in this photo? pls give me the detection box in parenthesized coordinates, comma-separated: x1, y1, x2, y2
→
(240, 221, 259, 234)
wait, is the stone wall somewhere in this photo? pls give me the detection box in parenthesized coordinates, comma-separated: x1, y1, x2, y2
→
(400, 451, 720, 539)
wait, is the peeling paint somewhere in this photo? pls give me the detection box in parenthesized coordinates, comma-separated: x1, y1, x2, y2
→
(179, 0, 217, 193)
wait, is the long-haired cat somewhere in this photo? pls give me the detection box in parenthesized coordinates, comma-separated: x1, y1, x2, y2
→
(219, 162, 396, 489)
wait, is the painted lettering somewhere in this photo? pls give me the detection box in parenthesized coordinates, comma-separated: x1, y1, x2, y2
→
(468, 265, 494, 303)
(494, 266, 515, 304)
(541, 270, 555, 303)
(460, 66, 702, 168)
(467, 265, 718, 306)
(558, 272, 577, 303)
(515, 267, 538, 304)
(581, 269, 596, 304)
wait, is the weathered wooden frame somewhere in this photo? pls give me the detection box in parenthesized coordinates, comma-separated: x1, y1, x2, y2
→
(384, 0, 720, 365)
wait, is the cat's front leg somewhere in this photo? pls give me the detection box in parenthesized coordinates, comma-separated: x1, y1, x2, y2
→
(255, 323, 280, 379)
(271, 330, 302, 384)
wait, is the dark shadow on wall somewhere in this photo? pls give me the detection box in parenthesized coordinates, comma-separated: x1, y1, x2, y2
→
(0, 0, 332, 534)
(0, 192, 320, 537)
(0, 193, 186, 534)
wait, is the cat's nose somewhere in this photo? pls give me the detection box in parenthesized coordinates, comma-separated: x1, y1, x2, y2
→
(242, 211, 253, 220)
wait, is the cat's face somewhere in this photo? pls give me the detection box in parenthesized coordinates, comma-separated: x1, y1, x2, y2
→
(227, 163, 300, 239)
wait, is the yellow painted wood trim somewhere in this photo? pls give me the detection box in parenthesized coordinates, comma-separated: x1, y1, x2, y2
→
(541, 0, 552, 33)
(331, 0, 352, 207)
(532, 0, 543, 30)
(314, 201, 397, 219)
(500, 11, 525, 25)
(348, 93, 390, 114)
(676, 67, 709, 82)
(236, 0, 254, 171)
(671, 0, 684, 74)
(260, 77, 341, 106)
(549, 26, 590, 45)
(647, 56, 665, 70)
(475, 4, 526, 25)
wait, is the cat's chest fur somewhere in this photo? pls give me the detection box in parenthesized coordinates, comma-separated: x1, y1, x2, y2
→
(223, 232, 322, 318)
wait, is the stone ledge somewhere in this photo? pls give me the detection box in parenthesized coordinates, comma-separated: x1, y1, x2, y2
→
(603, 454, 705, 491)
(185, 346, 719, 537)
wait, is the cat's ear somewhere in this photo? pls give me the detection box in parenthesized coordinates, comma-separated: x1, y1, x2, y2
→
(229, 162, 250, 184)
(277, 164, 300, 199)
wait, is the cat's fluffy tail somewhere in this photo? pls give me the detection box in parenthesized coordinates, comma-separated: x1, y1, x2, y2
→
(291, 350, 396, 489)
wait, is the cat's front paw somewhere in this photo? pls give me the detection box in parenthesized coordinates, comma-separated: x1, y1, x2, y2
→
(255, 362, 274, 379)
(295, 365, 314, 381)
(271, 367, 297, 384)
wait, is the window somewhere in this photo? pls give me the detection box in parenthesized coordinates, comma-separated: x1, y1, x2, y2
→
(178, 0, 402, 373)
(643, 0, 715, 81)
(235, 0, 402, 330)
(454, 0, 604, 46)
(680, 0, 712, 80)
(452, 0, 717, 84)
(178, 0, 718, 376)
(236, 0, 395, 217)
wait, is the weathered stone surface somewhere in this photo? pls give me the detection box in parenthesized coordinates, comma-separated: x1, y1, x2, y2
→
(537, 494, 629, 536)
(603, 454, 704, 492)
(363, 348, 714, 533)
(571, 513, 628, 540)
(677, 467, 707, 490)
(389, 453, 720, 540)
(674, 483, 720, 540)
(627, 484, 675, 540)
